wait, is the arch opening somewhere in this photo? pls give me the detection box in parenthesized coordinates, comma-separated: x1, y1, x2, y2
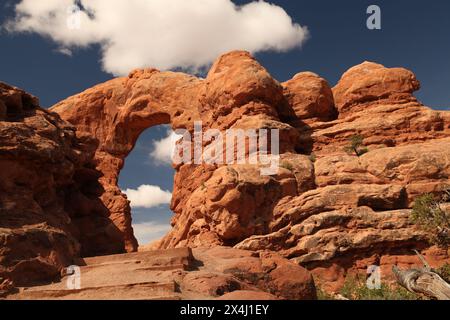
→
(119, 125, 177, 248)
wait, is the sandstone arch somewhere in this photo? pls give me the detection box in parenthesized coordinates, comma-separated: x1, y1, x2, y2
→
(3, 50, 450, 290)
(51, 51, 304, 253)
(51, 68, 204, 252)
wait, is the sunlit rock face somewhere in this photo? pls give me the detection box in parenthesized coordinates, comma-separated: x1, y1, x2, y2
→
(2, 50, 449, 289)
(0, 82, 125, 286)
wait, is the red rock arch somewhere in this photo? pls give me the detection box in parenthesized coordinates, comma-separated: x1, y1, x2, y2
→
(51, 51, 450, 278)
(51, 51, 301, 253)
(52, 68, 204, 252)
(4, 52, 450, 290)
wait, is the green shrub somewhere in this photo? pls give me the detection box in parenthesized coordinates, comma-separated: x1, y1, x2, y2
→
(436, 263, 450, 283)
(309, 153, 317, 163)
(411, 191, 450, 248)
(316, 287, 335, 300)
(339, 276, 419, 300)
(343, 134, 368, 157)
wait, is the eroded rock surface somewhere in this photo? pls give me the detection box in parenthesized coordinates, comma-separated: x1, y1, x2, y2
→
(0, 83, 125, 287)
(2, 51, 450, 294)
(51, 51, 450, 291)
(6, 247, 316, 300)
(282, 71, 337, 123)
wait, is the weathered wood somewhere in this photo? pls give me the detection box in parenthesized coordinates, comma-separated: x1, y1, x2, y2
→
(413, 249, 431, 270)
(393, 251, 450, 300)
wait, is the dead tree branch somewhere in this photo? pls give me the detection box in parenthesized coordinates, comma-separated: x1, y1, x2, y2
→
(393, 251, 450, 300)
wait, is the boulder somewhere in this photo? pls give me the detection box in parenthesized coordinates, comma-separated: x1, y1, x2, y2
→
(282, 71, 336, 122)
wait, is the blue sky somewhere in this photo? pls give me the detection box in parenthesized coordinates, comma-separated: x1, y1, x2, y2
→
(1, 0, 449, 244)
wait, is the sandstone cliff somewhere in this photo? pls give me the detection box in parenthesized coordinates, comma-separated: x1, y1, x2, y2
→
(2, 51, 449, 294)
(0, 82, 126, 287)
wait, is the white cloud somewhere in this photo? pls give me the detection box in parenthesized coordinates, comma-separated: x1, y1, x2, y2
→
(4, 0, 308, 75)
(56, 47, 73, 56)
(124, 184, 172, 208)
(150, 130, 182, 165)
(132, 221, 171, 245)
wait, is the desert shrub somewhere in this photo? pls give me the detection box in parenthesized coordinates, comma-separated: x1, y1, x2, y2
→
(316, 287, 335, 300)
(433, 111, 442, 122)
(411, 190, 450, 248)
(279, 161, 294, 172)
(309, 153, 317, 163)
(343, 134, 368, 157)
(435, 263, 450, 283)
(339, 276, 419, 300)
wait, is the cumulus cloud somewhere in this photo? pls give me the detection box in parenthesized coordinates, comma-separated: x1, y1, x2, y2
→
(132, 221, 171, 244)
(4, 0, 308, 75)
(124, 184, 172, 208)
(150, 130, 182, 165)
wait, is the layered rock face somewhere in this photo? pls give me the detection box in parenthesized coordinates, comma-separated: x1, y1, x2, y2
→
(234, 60, 450, 290)
(6, 246, 316, 300)
(0, 83, 125, 287)
(10, 50, 449, 291)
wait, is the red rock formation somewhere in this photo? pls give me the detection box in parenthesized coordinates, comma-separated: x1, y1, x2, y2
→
(282, 71, 337, 123)
(185, 247, 316, 300)
(332, 61, 420, 115)
(217, 290, 278, 300)
(6, 246, 316, 300)
(299, 61, 449, 156)
(50, 52, 450, 292)
(0, 82, 124, 286)
(51, 51, 301, 252)
(3, 50, 449, 294)
(51, 69, 204, 252)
